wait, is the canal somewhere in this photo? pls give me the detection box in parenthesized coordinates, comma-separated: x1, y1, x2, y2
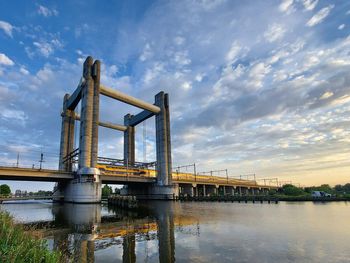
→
(1, 201, 350, 262)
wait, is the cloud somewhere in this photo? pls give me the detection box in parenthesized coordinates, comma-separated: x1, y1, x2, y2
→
(37, 5, 58, 17)
(225, 41, 242, 62)
(279, 0, 294, 13)
(306, 5, 334, 27)
(0, 20, 13, 37)
(0, 53, 14, 66)
(301, 0, 318, 11)
(320, 91, 333, 100)
(1, 109, 27, 123)
(1, 0, 350, 188)
(32, 39, 63, 57)
(338, 24, 345, 30)
(264, 23, 286, 42)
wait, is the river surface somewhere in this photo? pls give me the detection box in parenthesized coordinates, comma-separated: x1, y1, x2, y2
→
(1, 200, 350, 263)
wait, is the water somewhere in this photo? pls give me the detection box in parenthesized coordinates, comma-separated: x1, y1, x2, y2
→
(1, 201, 350, 263)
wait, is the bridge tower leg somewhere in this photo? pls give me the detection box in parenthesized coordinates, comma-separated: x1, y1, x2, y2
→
(149, 91, 178, 199)
(61, 57, 101, 203)
(155, 92, 172, 186)
(123, 92, 178, 199)
(59, 95, 75, 172)
(123, 114, 135, 166)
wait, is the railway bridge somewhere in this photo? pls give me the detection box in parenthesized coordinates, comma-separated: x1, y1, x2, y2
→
(0, 56, 276, 203)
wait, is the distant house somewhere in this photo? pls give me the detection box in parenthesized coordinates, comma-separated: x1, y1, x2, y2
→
(14, 190, 29, 197)
(312, 191, 331, 198)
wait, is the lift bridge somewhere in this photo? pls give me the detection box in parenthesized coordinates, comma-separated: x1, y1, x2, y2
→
(0, 56, 277, 203)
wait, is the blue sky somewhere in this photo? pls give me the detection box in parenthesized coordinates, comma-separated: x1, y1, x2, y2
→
(0, 0, 350, 191)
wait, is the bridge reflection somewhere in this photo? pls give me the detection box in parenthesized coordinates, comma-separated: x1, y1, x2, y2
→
(31, 202, 199, 262)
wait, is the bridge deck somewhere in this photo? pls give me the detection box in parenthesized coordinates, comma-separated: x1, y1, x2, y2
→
(0, 166, 276, 189)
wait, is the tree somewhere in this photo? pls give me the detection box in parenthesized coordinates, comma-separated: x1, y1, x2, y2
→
(342, 183, 350, 193)
(102, 185, 113, 197)
(0, 184, 11, 196)
(281, 184, 305, 196)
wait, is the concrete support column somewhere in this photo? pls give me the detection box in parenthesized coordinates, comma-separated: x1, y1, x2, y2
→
(124, 114, 135, 166)
(59, 94, 75, 172)
(239, 186, 242, 196)
(203, 185, 206, 196)
(155, 92, 172, 186)
(90, 60, 100, 168)
(79, 57, 94, 169)
(223, 186, 226, 196)
(59, 94, 69, 171)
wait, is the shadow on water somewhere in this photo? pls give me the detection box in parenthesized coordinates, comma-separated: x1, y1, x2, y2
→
(27, 201, 195, 263)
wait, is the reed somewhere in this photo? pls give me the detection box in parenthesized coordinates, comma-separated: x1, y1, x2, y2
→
(0, 209, 62, 263)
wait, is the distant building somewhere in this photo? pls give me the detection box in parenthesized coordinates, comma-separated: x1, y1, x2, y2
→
(14, 190, 29, 197)
(312, 191, 331, 198)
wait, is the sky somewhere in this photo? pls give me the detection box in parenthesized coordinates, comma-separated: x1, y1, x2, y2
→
(0, 0, 350, 191)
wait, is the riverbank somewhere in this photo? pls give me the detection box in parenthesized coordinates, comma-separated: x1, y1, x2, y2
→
(177, 195, 350, 202)
(0, 209, 62, 263)
(276, 195, 350, 202)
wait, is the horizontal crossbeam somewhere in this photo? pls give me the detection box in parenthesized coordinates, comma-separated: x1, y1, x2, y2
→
(129, 110, 154, 126)
(73, 114, 127, 131)
(100, 84, 161, 114)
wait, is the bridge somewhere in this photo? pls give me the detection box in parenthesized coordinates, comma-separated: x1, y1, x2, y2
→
(0, 56, 276, 203)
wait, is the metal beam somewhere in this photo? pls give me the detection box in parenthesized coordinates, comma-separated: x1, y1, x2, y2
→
(100, 84, 161, 114)
(66, 78, 85, 110)
(73, 114, 127, 132)
(129, 110, 154, 126)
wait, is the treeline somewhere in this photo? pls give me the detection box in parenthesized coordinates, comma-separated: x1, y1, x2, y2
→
(271, 183, 350, 197)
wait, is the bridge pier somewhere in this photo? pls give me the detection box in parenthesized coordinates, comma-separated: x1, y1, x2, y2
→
(180, 184, 194, 197)
(121, 183, 179, 200)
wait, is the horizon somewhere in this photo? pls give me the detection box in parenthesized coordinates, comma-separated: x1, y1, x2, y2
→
(1, 0, 350, 192)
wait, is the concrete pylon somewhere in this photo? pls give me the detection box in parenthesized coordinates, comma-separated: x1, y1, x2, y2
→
(90, 60, 100, 168)
(124, 114, 135, 166)
(79, 56, 94, 169)
(59, 94, 75, 172)
(155, 92, 172, 186)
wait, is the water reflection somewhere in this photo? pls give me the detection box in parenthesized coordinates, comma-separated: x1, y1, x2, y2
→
(5, 201, 350, 262)
(42, 202, 193, 262)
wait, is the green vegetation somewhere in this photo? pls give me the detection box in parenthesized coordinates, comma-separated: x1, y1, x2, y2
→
(102, 184, 113, 197)
(280, 184, 306, 196)
(268, 183, 350, 200)
(0, 210, 62, 263)
(0, 184, 11, 196)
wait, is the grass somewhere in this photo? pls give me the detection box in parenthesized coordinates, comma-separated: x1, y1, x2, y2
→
(0, 209, 62, 263)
